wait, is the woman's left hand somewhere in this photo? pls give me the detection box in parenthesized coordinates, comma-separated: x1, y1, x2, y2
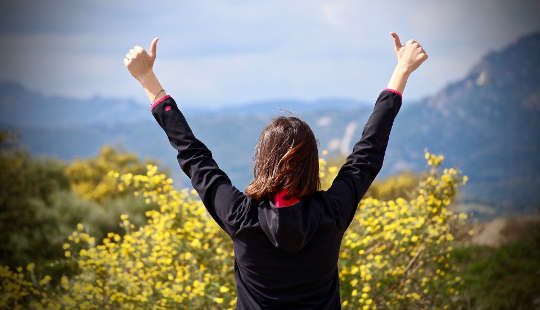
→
(390, 32, 428, 75)
(124, 37, 159, 81)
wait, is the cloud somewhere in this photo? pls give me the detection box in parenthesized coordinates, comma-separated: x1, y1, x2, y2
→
(409, 0, 540, 48)
(0, 0, 539, 106)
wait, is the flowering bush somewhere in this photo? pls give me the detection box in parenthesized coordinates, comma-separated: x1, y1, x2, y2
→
(324, 151, 469, 309)
(0, 151, 469, 309)
(65, 145, 165, 203)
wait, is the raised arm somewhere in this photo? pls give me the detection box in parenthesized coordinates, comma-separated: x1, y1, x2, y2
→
(326, 32, 428, 232)
(123, 38, 248, 237)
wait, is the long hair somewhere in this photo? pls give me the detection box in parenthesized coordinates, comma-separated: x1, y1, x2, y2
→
(245, 116, 320, 201)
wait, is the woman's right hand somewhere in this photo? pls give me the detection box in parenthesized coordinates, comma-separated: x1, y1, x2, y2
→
(390, 32, 428, 74)
(124, 37, 159, 82)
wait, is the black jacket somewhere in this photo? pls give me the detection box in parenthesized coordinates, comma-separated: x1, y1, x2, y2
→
(151, 89, 402, 309)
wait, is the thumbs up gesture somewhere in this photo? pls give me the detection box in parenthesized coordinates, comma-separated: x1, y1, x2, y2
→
(124, 37, 159, 81)
(390, 32, 428, 74)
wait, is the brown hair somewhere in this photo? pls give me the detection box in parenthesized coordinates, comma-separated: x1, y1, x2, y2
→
(245, 116, 320, 201)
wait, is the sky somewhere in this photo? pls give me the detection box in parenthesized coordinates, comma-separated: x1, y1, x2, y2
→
(1, 0, 539, 108)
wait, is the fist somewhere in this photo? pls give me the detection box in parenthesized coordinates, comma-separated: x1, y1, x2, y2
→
(390, 32, 428, 74)
(124, 37, 159, 80)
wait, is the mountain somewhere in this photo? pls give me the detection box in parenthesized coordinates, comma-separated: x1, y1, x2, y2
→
(1, 31, 539, 219)
(0, 81, 366, 127)
(0, 81, 149, 128)
(387, 31, 540, 217)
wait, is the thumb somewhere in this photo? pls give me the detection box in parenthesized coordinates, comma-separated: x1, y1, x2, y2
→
(390, 32, 402, 51)
(149, 37, 159, 60)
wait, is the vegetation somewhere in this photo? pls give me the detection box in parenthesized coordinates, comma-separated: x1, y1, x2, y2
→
(2, 129, 538, 309)
(1, 138, 472, 309)
(0, 131, 164, 271)
(450, 220, 540, 310)
(1, 131, 72, 267)
(321, 152, 469, 309)
(65, 144, 167, 203)
(321, 153, 422, 201)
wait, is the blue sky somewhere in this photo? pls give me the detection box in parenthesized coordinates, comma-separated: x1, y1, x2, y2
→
(1, 0, 539, 108)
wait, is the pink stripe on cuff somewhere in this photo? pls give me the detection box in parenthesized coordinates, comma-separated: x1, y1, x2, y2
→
(151, 95, 171, 111)
(383, 88, 402, 98)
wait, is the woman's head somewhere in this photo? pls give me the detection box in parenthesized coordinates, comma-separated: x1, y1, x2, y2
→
(245, 116, 320, 201)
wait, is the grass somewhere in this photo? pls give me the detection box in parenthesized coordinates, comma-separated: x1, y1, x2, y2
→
(450, 220, 540, 309)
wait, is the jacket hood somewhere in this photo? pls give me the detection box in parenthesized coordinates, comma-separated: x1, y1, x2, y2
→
(257, 194, 322, 253)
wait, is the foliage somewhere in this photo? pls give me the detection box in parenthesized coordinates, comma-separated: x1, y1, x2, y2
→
(0, 130, 71, 267)
(322, 151, 469, 309)
(367, 172, 421, 201)
(0, 151, 469, 309)
(0, 131, 157, 270)
(64, 144, 168, 203)
(450, 220, 540, 310)
(320, 152, 422, 201)
(0, 165, 236, 309)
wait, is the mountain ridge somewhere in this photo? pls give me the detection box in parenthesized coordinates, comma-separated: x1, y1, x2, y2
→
(1, 31, 539, 219)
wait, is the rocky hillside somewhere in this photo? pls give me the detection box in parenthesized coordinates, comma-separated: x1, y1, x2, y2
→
(1, 32, 539, 219)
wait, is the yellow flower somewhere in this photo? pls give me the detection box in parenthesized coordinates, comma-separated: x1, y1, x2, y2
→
(220, 286, 229, 293)
(191, 239, 202, 248)
(61, 275, 69, 290)
(0, 150, 466, 309)
(39, 275, 52, 286)
(214, 297, 224, 304)
(26, 263, 35, 272)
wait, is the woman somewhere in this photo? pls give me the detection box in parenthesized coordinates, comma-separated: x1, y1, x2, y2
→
(124, 32, 427, 309)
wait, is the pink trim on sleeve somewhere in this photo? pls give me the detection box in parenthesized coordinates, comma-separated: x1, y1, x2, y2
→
(383, 88, 402, 98)
(151, 95, 171, 111)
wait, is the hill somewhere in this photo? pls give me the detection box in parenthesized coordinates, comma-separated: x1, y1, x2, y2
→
(1, 31, 539, 219)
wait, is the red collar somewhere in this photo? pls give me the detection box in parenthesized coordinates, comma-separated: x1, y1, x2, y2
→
(274, 189, 300, 208)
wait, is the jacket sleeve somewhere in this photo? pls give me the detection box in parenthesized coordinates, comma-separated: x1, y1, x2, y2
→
(326, 89, 402, 232)
(151, 95, 248, 238)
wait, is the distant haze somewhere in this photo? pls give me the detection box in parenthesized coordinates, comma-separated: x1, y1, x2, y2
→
(2, 31, 540, 221)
